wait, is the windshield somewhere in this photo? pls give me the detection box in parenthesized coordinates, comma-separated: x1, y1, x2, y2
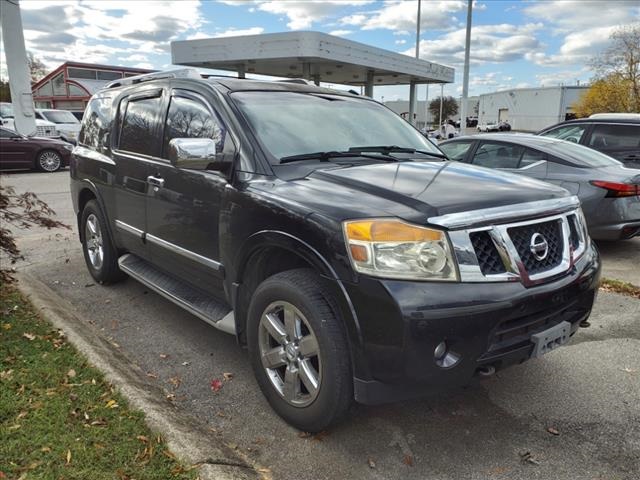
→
(544, 140, 622, 167)
(232, 91, 441, 163)
(0, 103, 14, 118)
(41, 110, 79, 124)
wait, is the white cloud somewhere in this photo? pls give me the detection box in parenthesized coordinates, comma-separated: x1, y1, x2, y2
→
(340, 0, 466, 32)
(214, 27, 265, 38)
(395, 39, 407, 45)
(535, 68, 590, 87)
(524, 1, 638, 32)
(407, 23, 544, 67)
(253, 1, 373, 30)
(120, 54, 150, 63)
(328, 30, 353, 37)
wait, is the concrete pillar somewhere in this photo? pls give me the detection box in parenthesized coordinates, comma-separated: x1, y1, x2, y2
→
(409, 81, 418, 126)
(313, 74, 320, 86)
(237, 64, 245, 79)
(303, 62, 311, 81)
(365, 70, 374, 97)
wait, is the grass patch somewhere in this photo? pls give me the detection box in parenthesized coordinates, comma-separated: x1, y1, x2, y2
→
(600, 278, 640, 299)
(0, 284, 198, 480)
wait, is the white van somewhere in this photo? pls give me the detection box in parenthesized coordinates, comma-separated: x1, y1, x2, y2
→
(36, 109, 82, 144)
(0, 102, 59, 138)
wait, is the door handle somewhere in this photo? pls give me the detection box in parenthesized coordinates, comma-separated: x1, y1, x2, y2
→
(147, 175, 165, 188)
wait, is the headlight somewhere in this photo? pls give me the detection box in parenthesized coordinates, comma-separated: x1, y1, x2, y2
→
(343, 219, 458, 281)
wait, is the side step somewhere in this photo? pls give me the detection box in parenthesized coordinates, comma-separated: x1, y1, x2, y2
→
(118, 254, 236, 335)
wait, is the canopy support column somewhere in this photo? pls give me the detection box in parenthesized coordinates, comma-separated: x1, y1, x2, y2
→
(365, 70, 374, 97)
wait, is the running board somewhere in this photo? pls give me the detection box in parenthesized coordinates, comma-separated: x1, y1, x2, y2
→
(118, 253, 236, 335)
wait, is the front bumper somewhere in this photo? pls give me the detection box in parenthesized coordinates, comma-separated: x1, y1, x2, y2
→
(345, 242, 601, 405)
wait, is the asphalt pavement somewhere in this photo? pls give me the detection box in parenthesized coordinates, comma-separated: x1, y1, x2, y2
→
(3, 170, 639, 480)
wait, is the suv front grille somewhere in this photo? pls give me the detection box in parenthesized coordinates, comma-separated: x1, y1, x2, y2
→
(36, 126, 57, 137)
(507, 219, 563, 275)
(470, 231, 506, 275)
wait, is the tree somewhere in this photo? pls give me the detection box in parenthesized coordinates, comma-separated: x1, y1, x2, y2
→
(27, 52, 47, 84)
(428, 96, 458, 125)
(574, 24, 640, 115)
(0, 80, 10, 103)
(0, 184, 69, 283)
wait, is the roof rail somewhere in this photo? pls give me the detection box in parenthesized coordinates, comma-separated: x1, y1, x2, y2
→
(277, 78, 313, 85)
(105, 68, 202, 88)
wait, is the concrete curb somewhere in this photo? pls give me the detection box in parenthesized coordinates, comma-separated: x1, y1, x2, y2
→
(17, 271, 262, 480)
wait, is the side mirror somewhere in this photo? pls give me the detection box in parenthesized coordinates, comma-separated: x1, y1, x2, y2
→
(167, 138, 230, 172)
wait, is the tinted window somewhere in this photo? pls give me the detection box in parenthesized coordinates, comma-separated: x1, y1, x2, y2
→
(52, 73, 66, 96)
(162, 95, 225, 157)
(589, 124, 640, 149)
(440, 141, 473, 162)
(68, 68, 97, 80)
(520, 148, 546, 168)
(540, 124, 586, 143)
(79, 96, 112, 152)
(119, 95, 161, 155)
(96, 71, 122, 81)
(0, 128, 13, 138)
(472, 142, 523, 169)
(232, 91, 442, 163)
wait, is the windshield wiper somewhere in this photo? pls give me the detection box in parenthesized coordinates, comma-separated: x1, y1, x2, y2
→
(348, 145, 448, 160)
(279, 150, 401, 164)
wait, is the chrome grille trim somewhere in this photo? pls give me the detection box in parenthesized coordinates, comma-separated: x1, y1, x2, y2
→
(448, 207, 588, 286)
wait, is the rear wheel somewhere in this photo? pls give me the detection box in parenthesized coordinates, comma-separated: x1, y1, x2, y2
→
(36, 150, 62, 172)
(81, 200, 126, 284)
(247, 269, 353, 432)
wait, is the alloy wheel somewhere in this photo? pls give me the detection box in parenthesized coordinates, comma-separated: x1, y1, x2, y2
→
(258, 301, 322, 407)
(39, 151, 62, 172)
(84, 213, 104, 270)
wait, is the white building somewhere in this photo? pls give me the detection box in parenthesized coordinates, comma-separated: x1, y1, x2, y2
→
(384, 96, 479, 130)
(478, 86, 588, 132)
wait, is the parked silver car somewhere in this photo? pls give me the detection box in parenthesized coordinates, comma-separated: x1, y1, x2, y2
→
(440, 133, 640, 240)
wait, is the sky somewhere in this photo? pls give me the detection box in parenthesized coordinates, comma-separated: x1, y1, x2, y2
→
(1, 0, 639, 102)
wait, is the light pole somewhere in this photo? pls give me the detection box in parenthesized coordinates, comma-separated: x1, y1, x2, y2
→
(460, 0, 473, 135)
(408, 0, 421, 126)
(439, 84, 444, 127)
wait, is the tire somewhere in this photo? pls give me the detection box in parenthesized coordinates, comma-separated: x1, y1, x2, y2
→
(36, 149, 62, 172)
(80, 200, 126, 284)
(247, 269, 353, 432)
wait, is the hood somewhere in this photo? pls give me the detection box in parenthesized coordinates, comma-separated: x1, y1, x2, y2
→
(304, 161, 569, 219)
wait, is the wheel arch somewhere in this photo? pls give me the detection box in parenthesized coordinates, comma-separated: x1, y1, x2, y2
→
(231, 230, 364, 370)
(75, 180, 115, 248)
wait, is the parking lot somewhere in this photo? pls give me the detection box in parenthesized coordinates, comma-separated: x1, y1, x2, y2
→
(6, 170, 640, 480)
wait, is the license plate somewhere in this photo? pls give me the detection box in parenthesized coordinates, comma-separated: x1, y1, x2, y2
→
(530, 321, 571, 358)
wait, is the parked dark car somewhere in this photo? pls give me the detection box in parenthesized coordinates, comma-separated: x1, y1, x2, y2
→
(498, 121, 511, 131)
(440, 133, 640, 240)
(0, 126, 72, 172)
(537, 115, 640, 168)
(71, 70, 600, 431)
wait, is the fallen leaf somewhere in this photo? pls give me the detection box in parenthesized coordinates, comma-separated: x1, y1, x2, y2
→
(69, 393, 78, 401)
(90, 420, 107, 426)
(2, 323, 11, 330)
(66, 450, 72, 465)
(105, 399, 118, 408)
(41, 446, 52, 453)
(210, 379, 223, 392)
(168, 376, 182, 389)
(547, 427, 560, 436)
(8, 424, 21, 430)
(23, 333, 36, 341)
(146, 372, 158, 379)
(298, 432, 312, 438)
(312, 430, 329, 442)
(137, 435, 149, 443)
(17, 411, 28, 419)
(402, 454, 414, 467)
(223, 372, 234, 381)
(368, 457, 377, 469)
(67, 369, 76, 378)
(181, 361, 190, 366)
(159, 354, 169, 359)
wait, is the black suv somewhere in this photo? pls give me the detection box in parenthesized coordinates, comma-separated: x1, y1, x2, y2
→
(538, 114, 640, 167)
(71, 70, 600, 431)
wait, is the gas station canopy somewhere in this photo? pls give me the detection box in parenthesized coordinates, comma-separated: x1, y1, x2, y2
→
(171, 31, 454, 90)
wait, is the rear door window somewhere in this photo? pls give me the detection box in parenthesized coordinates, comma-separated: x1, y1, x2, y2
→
(472, 142, 524, 169)
(588, 124, 640, 149)
(519, 148, 547, 168)
(540, 124, 587, 144)
(118, 94, 162, 156)
(439, 140, 474, 162)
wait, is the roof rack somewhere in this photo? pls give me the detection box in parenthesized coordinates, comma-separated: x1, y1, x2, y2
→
(105, 68, 202, 89)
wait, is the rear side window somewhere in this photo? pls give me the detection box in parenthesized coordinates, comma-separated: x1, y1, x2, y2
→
(520, 148, 547, 168)
(439, 141, 473, 162)
(541, 124, 586, 143)
(472, 142, 524, 169)
(589, 124, 640, 148)
(162, 95, 225, 157)
(119, 95, 162, 156)
(79, 96, 112, 153)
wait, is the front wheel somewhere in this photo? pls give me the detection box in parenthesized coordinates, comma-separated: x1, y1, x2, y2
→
(36, 150, 62, 172)
(247, 269, 353, 432)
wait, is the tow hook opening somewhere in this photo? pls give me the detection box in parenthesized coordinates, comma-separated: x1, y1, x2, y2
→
(476, 365, 496, 378)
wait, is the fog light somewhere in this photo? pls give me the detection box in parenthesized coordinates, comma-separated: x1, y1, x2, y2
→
(434, 341, 447, 360)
